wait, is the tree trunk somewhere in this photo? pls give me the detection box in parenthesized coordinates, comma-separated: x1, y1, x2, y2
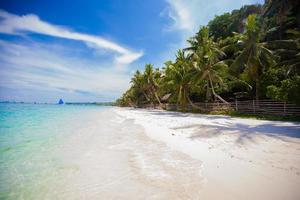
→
(142, 91, 150, 102)
(187, 96, 206, 111)
(255, 73, 260, 101)
(208, 74, 229, 104)
(206, 85, 211, 101)
(182, 88, 188, 111)
(178, 86, 186, 111)
(278, 7, 284, 40)
(152, 86, 163, 108)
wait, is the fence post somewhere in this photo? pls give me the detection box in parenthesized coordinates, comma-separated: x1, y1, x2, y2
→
(284, 101, 286, 116)
(253, 100, 256, 114)
(235, 99, 238, 111)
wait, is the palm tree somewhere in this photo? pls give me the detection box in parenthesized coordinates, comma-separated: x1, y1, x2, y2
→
(266, 28, 300, 77)
(186, 27, 229, 104)
(231, 14, 276, 101)
(131, 70, 150, 102)
(163, 50, 193, 110)
(264, 0, 296, 39)
(144, 64, 163, 107)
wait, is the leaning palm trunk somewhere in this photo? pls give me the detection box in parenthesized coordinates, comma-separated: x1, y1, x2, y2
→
(208, 74, 229, 104)
(151, 87, 163, 108)
(154, 92, 164, 108)
(142, 91, 150, 102)
(187, 96, 206, 112)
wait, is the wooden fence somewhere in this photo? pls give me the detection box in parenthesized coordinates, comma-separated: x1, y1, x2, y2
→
(163, 100, 300, 116)
(165, 102, 232, 112)
(231, 100, 300, 116)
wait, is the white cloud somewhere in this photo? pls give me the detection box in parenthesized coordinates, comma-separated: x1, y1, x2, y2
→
(165, 0, 263, 33)
(159, 0, 263, 64)
(0, 40, 132, 102)
(0, 10, 143, 64)
(164, 0, 194, 32)
(114, 51, 144, 66)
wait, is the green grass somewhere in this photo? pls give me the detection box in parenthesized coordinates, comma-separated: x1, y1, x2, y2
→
(227, 111, 300, 122)
(165, 108, 300, 122)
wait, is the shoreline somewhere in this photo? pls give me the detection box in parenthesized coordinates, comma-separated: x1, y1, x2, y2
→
(114, 107, 300, 200)
(117, 105, 300, 122)
(2, 105, 300, 199)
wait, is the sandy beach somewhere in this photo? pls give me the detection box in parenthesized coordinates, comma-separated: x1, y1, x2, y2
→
(114, 107, 300, 200)
(1, 105, 300, 199)
(2, 0, 300, 199)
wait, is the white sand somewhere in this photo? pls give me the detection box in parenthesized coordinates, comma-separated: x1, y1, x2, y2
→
(43, 109, 205, 199)
(114, 107, 300, 200)
(28, 107, 299, 199)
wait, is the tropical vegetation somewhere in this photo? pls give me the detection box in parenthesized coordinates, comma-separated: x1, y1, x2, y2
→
(116, 0, 300, 108)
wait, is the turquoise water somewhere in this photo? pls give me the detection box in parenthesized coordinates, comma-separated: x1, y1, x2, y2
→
(0, 103, 209, 199)
(0, 103, 108, 199)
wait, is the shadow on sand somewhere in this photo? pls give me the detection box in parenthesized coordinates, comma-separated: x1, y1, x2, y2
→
(136, 108, 300, 144)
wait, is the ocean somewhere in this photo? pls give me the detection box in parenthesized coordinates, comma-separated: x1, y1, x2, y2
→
(0, 103, 110, 199)
(0, 103, 203, 199)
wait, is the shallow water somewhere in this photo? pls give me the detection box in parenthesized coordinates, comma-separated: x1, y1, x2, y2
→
(0, 103, 203, 199)
(0, 104, 107, 199)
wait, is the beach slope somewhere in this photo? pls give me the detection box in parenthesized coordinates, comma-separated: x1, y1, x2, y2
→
(115, 107, 300, 200)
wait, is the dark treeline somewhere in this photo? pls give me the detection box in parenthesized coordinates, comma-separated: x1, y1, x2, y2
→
(116, 0, 300, 108)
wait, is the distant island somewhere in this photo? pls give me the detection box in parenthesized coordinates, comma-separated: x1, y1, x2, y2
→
(0, 101, 114, 106)
(65, 102, 114, 106)
(58, 99, 64, 104)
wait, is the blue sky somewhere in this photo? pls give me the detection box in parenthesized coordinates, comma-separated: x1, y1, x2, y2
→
(0, 0, 263, 103)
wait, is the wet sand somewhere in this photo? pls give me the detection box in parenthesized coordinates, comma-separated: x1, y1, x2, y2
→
(41, 108, 204, 199)
(8, 107, 299, 199)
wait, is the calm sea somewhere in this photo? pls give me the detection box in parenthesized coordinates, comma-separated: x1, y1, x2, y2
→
(0, 103, 109, 199)
(0, 103, 206, 199)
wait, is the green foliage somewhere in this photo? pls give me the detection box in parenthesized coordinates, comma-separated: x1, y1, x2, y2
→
(266, 76, 300, 105)
(208, 13, 233, 39)
(230, 14, 277, 100)
(229, 111, 300, 122)
(116, 0, 300, 107)
(163, 50, 192, 108)
(186, 27, 230, 104)
(208, 5, 262, 40)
